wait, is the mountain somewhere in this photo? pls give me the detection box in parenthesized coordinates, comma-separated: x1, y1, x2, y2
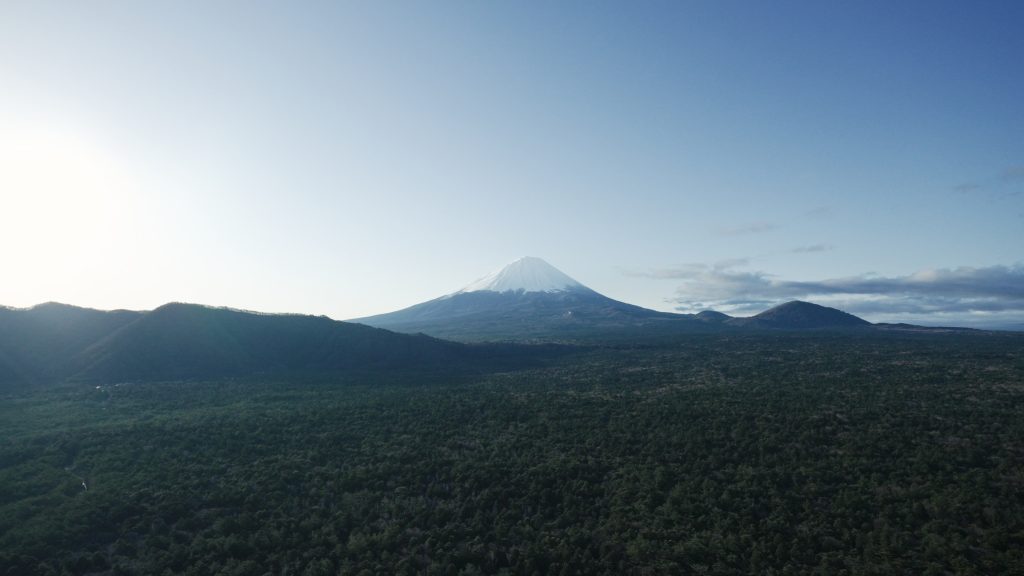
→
(458, 256, 585, 293)
(727, 301, 872, 330)
(0, 302, 537, 386)
(0, 303, 143, 384)
(353, 258, 891, 341)
(352, 257, 699, 341)
(695, 310, 732, 324)
(69, 303, 475, 382)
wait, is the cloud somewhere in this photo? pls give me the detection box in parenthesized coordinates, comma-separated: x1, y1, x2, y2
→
(715, 222, 777, 236)
(953, 183, 982, 194)
(802, 206, 832, 219)
(712, 257, 751, 269)
(665, 263, 1024, 325)
(1001, 165, 1024, 183)
(630, 258, 751, 280)
(791, 244, 833, 253)
(954, 163, 1024, 197)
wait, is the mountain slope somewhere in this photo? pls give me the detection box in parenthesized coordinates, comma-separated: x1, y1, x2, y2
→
(458, 256, 586, 293)
(353, 257, 696, 341)
(0, 303, 143, 384)
(0, 301, 537, 385)
(71, 303, 471, 382)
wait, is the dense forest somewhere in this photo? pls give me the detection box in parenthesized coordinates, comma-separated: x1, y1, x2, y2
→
(2, 332, 1023, 575)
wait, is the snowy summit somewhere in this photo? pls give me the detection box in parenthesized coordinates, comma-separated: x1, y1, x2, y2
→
(456, 257, 587, 294)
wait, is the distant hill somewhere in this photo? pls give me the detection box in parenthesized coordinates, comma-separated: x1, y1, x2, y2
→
(0, 303, 516, 386)
(0, 291, 987, 386)
(727, 301, 871, 330)
(71, 303, 476, 382)
(695, 310, 731, 323)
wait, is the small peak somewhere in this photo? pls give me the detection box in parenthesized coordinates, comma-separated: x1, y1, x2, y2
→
(26, 302, 94, 315)
(456, 257, 588, 294)
(752, 300, 870, 328)
(152, 302, 311, 318)
(768, 300, 817, 310)
(696, 310, 731, 322)
(30, 301, 79, 310)
(153, 301, 204, 311)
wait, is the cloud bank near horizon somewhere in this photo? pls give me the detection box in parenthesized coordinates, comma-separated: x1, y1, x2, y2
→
(635, 263, 1024, 328)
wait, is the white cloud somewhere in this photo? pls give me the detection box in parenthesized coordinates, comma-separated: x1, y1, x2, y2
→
(643, 263, 1024, 327)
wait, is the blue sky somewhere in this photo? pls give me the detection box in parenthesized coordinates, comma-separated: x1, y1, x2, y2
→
(1, 1, 1022, 327)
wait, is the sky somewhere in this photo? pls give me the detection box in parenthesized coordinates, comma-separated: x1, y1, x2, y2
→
(1, 1, 1022, 328)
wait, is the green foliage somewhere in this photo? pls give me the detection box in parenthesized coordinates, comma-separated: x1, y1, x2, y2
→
(1, 333, 1023, 575)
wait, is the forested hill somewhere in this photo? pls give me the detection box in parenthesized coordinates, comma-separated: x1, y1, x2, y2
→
(0, 303, 143, 384)
(0, 299, 982, 385)
(0, 302, 505, 386)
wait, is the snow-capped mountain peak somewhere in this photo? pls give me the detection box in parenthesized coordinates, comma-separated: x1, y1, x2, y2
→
(455, 257, 587, 294)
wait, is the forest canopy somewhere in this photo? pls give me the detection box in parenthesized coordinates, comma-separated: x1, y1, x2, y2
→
(1, 333, 1023, 575)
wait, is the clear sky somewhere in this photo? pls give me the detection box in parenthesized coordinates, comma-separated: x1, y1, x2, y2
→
(2, 1, 1022, 328)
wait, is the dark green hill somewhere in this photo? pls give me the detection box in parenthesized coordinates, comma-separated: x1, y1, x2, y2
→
(0, 303, 143, 384)
(70, 303, 473, 382)
(729, 300, 871, 329)
(0, 297, 975, 386)
(0, 302, 538, 385)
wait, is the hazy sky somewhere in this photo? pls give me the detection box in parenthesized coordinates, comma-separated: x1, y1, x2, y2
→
(2, 1, 1022, 328)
